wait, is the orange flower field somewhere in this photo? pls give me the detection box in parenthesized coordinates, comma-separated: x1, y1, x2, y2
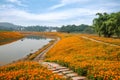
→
(45, 33, 120, 80)
(0, 61, 65, 80)
(0, 32, 24, 45)
(82, 34, 120, 46)
(0, 32, 120, 80)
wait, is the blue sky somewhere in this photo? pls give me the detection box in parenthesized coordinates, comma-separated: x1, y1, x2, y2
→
(0, 0, 120, 27)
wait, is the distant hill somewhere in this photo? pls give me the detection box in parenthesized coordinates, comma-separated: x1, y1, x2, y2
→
(0, 22, 21, 31)
(0, 22, 59, 32)
(0, 22, 17, 28)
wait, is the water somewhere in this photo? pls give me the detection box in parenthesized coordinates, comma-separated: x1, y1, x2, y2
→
(0, 35, 52, 66)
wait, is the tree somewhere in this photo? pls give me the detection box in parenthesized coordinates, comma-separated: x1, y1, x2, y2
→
(93, 12, 120, 38)
(113, 12, 120, 37)
(59, 24, 92, 33)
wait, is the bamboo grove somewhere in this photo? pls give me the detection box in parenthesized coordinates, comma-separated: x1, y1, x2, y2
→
(93, 12, 120, 37)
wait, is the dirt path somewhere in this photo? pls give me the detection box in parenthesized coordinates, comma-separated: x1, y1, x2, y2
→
(81, 36, 120, 47)
(33, 37, 60, 61)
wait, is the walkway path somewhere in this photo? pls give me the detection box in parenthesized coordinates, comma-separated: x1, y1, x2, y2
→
(34, 37, 87, 80)
(81, 36, 120, 47)
(41, 62, 87, 80)
(33, 38, 60, 61)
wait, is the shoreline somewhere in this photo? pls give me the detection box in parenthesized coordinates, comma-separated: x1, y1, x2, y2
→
(1, 32, 58, 66)
(16, 39, 56, 62)
(0, 32, 24, 45)
(0, 39, 55, 66)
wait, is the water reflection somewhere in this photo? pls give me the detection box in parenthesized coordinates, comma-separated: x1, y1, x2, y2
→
(0, 35, 52, 66)
(26, 35, 47, 40)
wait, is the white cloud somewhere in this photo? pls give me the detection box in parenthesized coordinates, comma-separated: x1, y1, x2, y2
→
(0, 7, 106, 21)
(7, 0, 26, 6)
(50, 3, 65, 10)
(102, 2, 120, 7)
(50, 0, 90, 10)
(0, 4, 14, 9)
(0, 0, 119, 26)
(0, 4, 108, 26)
(61, 0, 89, 4)
(8, 0, 19, 3)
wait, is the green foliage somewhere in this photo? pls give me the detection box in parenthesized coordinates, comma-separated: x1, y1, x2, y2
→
(117, 52, 120, 61)
(75, 67, 87, 76)
(93, 12, 120, 37)
(24, 26, 59, 32)
(24, 26, 48, 32)
(58, 24, 93, 33)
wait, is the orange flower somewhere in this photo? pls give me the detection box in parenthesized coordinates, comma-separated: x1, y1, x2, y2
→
(45, 33, 120, 80)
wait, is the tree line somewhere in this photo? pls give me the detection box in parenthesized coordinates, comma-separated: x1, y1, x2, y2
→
(23, 26, 58, 32)
(23, 26, 48, 32)
(93, 12, 120, 37)
(1, 11, 119, 38)
(58, 11, 120, 38)
(58, 24, 94, 34)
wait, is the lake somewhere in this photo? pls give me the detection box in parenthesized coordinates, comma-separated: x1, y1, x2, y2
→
(0, 35, 52, 66)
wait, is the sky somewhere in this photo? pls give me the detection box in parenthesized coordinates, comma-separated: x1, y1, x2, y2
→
(0, 0, 120, 27)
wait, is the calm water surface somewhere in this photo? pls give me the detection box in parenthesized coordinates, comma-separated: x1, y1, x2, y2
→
(0, 36, 52, 66)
